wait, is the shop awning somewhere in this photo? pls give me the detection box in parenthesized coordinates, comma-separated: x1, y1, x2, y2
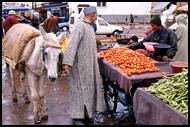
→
(2, 7, 30, 12)
(177, 4, 188, 11)
(42, 2, 68, 9)
(151, 2, 170, 13)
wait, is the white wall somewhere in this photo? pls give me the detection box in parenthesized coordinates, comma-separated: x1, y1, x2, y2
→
(99, 2, 151, 15)
(68, 2, 152, 15)
(68, 2, 96, 14)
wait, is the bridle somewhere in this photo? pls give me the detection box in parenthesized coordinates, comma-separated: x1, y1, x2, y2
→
(40, 44, 62, 72)
(42, 44, 62, 50)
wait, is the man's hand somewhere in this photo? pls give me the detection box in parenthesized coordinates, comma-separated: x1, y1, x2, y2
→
(97, 54, 104, 59)
(162, 56, 169, 61)
(125, 45, 129, 48)
(63, 65, 69, 72)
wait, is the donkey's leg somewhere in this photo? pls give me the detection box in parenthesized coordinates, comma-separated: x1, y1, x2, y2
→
(26, 71, 41, 124)
(19, 72, 30, 103)
(38, 74, 48, 120)
(9, 66, 17, 102)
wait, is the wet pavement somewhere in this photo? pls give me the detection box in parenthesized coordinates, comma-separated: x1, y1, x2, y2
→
(2, 57, 72, 125)
(2, 25, 150, 125)
(2, 56, 137, 125)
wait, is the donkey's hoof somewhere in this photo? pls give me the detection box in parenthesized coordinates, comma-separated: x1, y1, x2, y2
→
(41, 114, 48, 120)
(34, 118, 41, 124)
(24, 97, 30, 104)
(13, 98, 17, 103)
(34, 120, 41, 124)
(25, 100, 30, 104)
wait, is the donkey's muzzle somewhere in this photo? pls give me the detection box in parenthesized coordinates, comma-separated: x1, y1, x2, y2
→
(49, 76, 56, 82)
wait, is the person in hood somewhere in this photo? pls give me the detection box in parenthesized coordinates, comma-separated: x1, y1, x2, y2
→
(173, 14, 188, 62)
(62, 6, 104, 124)
(30, 11, 39, 29)
(127, 15, 177, 61)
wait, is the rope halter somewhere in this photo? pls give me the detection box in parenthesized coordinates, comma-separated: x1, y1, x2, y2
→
(40, 44, 61, 72)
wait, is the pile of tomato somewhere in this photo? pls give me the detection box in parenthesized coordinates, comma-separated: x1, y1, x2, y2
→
(98, 48, 160, 76)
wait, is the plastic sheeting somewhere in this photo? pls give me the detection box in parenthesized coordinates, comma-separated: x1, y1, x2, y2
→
(133, 88, 188, 125)
(168, 22, 178, 30)
(177, 4, 188, 11)
(151, 2, 170, 12)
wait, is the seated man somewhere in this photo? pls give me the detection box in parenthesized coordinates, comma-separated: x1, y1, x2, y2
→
(127, 15, 177, 61)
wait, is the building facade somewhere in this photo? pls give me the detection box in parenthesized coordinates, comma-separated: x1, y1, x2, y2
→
(68, 2, 152, 24)
(2, 2, 32, 8)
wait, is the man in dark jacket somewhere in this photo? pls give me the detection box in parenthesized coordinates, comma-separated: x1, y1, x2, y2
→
(43, 12, 59, 34)
(128, 15, 177, 61)
(3, 10, 19, 35)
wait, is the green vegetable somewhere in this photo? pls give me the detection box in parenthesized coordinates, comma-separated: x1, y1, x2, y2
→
(145, 68, 188, 117)
(96, 39, 102, 46)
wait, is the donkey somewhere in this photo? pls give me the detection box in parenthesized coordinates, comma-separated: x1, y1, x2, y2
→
(7, 26, 66, 124)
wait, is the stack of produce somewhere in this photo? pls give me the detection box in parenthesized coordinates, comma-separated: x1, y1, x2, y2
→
(59, 38, 68, 53)
(98, 48, 159, 76)
(134, 49, 147, 55)
(145, 68, 188, 117)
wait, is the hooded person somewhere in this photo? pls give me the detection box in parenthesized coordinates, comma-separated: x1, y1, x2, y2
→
(62, 6, 105, 124)
(173, 14, 188, 62)
(127, 15, 177, 61)
(30, 12, 39, 29)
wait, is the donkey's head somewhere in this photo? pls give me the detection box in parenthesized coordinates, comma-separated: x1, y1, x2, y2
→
(39, 26, 66, 82)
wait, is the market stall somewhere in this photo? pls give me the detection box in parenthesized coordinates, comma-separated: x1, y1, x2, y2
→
(133, 68, 188, 125)
(133, 88, 188, 125)
(97, 47, 178, 113)
(98, 59, 174, 96)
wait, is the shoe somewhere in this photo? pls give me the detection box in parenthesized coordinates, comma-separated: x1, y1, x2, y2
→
(84, 117, 94, 125)
(72, 119, 85, 125)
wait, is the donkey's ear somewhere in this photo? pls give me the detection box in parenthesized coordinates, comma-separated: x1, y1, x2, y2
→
(57, 32, 67, 42)
(39, 25, 49, 41)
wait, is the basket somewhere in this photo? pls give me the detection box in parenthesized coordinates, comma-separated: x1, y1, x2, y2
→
(169, 62, 188, 73)
(143, 42, 159, 51)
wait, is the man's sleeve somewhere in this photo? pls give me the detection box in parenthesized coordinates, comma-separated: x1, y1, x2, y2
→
(128, 33, 152, 50)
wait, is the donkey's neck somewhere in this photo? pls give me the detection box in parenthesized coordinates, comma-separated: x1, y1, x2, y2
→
(24, 36, 46, 75)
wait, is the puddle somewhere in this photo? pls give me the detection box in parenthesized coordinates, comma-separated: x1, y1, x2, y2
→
(93, 104, 135, 125)
(2, 100, 10, 104)
(2, 56, 136, 125)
